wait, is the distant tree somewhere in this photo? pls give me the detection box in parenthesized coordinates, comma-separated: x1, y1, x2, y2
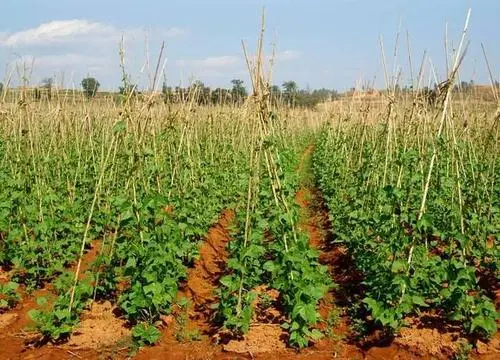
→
(41, 77, 54, 100)
(459, 81, 470, 92)
(402, 85, 413, 93)
(281, 85, 338, 108)
(211, 87, 231, 105)
(162, 81, 169, 94)
(270, 85, 281, 94)
(158, 80, 340, 108)
(494, 80, 500, 89)
(191, 81, 211, 105)
(119, 84, 138, 96)
(282, 81, 298, 94)
(33, 88, 41, 101)
(192, 80, 207, 96)
(421, 86, 438, 106)
(231, 79, 247, 104)
(0, 82, 3, 95)
(162, 81, 174, 103)
(81, 77, 100, 98)
(282, 81, 298, 106)
(174, 86, 186, 102)
(41, 77, 54, 89)
(269, 84, 281, 105)
(192, 80, 205, 89)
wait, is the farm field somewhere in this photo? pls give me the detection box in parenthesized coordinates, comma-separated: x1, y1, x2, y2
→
(1, 82, 499, 359)
(0, 12, 499, 360)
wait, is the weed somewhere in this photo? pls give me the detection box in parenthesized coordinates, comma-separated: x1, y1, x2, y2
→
(0, 282, 20, 311)
(453, 340, 473, 360)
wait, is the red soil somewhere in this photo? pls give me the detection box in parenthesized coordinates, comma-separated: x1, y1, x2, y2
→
(295, 173, 500, 359)
(1, 150, 498, 359)
(63, 301, 130, 350)
(135, 209, 235, 360)
(0, 240, 131, 359)
(70, 239, 102, 279)
(0, 267, 8, 285)
(181, 209, 235, 330)
(221, 284, 287, 355)
(223, 323, 287, 355)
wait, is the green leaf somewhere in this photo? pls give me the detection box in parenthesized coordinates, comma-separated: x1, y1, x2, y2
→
(310, 328, 324, 340)
(132, 323, 161, 346)
(411, 295, 429, 307)
(36, 296, 48, 306)
(263, 261, 276, 273)
(112, 120, 127, 133)
(471, 316, 497, 337)
(125, 257, 137, 268)
(391, 260, 407, 273)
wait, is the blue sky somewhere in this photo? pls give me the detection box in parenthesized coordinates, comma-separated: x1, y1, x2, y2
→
(0, 0, 498, 91)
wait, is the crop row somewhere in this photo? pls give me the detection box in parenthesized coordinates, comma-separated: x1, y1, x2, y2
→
(0, 102, 335, 348)
(313, 112, 499, 339)
(0, 106, 252, 342)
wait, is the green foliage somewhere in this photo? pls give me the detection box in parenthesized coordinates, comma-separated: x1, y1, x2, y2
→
(2, 68, 497, 354)
(313, 123, 499, 340)
(132, 323, 161, 346)
(0, 281, 20, 311)
(453, 340, 473, 360)
(81, 77, 100, 98)
(231, 79, 248, 104)
(280, 81, 337, 108)
(119, 84, 138, 96)
(41, 77, 54, 90)
(28, 275, 94, 341)
(0, 97, 251, 342)
(217, 142, 332, 348)
(161, 79, 335, 107)
(174, 298, 202, 342)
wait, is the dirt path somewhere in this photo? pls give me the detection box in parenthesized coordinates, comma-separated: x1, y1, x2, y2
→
(295, 145, 500, 360)
(0, 240, 131, 360)
(181, 209, 235, 332)
(135, 210, 236, 360)
(0, 212, 240, 360)
(295, 186, 422, 360)
(2, 146, 498, 359)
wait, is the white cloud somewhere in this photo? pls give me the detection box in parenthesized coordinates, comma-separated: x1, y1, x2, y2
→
(0, 20, 185, 47)
(35, 53, 110, 68)
(1, 20, 114, 46)
(10, 53, 110, 69)
(164, 27, 186, 38)
(176, 55, 240, 69)
(275, 50, 301, 61)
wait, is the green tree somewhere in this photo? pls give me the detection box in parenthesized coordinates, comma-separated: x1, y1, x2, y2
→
(162, 81, 174, 103)
(81, 77, 100, 98)
(0, 82, 3, 95)
(192, 81, 211, 105)
(270, 85, 281, 94)
(211, 88, 231, 105)
(41, 77, 54, 89)
(459, 81, 471, 92)
(282, 81, 298, 107)
(42, 77, 54, 100)
(269, 85, 281, 106)
(119, 84, 137, 96)
(231, 79, 247, 104)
